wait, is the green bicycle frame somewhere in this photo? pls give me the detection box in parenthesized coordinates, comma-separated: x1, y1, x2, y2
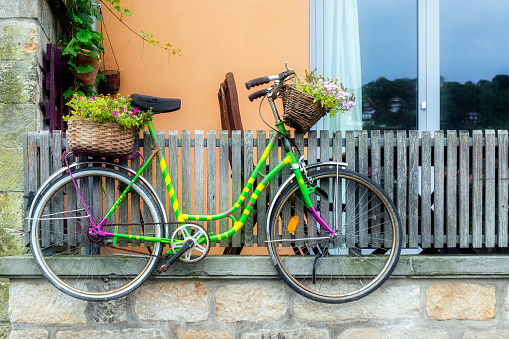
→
(105, 107, 314, 246)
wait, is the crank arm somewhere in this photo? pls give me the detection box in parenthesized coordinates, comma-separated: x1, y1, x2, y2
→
(157, 238, 194, 274)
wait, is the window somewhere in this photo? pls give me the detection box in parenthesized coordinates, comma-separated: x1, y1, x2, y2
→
(311, 0, 509, 132)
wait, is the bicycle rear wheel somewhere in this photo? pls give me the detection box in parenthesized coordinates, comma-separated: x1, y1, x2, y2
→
(30, 167, 164, 301)
(267, 167, 401, 303)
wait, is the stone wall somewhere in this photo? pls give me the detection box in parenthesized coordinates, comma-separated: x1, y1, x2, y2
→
(3, 256, 509, 339)
(0, 0, 61, 232)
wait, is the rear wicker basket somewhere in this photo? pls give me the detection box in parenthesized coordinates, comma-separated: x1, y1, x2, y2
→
(281, 84, 328, 133)
(67, 119, 135, 156)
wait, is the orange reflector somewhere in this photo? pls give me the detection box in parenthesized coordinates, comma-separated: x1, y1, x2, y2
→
(287, 216, 299, 234)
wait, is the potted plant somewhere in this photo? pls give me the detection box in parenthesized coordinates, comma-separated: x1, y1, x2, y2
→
(64, 94, 153, 156)
(61, 0, 180, 99)
(281, 69, 356, 133)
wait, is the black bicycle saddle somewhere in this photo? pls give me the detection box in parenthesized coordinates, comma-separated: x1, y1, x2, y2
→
(131, 93, 181, 114)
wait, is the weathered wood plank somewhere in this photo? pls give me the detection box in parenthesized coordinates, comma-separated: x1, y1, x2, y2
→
(331, 131, 343, 245)
(243, 130, 254, 246)
(206, 130, 217, 237)
(408, 130, 419, 248)
(231, 131, 242, 247)
(459, 130, 470, 248)
(446, 131, 457, 248)
(484, 130, 496, 248)
(320, 130, 330, 228)
(219, 130, 229, 247)
(168, 130, 179, 237)
(396, 130, 407, 248)
(39, 131, 51, 248)
(194, 131, 205, 226)
(51, 130, 63, 246)
(358, 130, 368, 247)
(156, 131, 169, 228)
(130, 135, 141, 247)
(181, 130, 192, 213)
(370, 130, 381, 247)
(384, 130, 395, 248)
(256, 130, 267, 247)
(307, 130, 318, 240)
(345, 131, 356, 247)
(498, 130, 509, 247)
(421, 131, 432, 248)
(25, 133, 38, 245)
(472, 130, 483, 248)
(434, 130, 445, 248)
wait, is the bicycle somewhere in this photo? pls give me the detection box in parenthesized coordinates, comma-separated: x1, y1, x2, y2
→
(28, 64, 402, 303)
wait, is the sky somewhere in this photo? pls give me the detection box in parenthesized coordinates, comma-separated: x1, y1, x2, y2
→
(357, 0, 509, 85)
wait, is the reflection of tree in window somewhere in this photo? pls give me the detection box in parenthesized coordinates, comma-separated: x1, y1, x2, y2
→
(361, 77, 417, 131)
(441, 74, 509, 131)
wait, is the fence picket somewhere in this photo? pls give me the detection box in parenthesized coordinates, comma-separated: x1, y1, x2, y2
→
(256, 130, 267, 247)
(498, 130, 509, 247)
(397, 131, 407, 248)
(207, 130, 217, 237)
(231, 131, 242, 247)
(307, 130, 318, 240)
(446, 131, 457, 247)
(472, 130, 483, 248)
(484, 130, 496, 247)
(384, 130, 395, 248)
(194, 131, 205, 226)
(459, 131, 470, 248)
(244, 130, 254, 246)
(434, 131, 445, 248)
(421, 131, 432, 248)
(408, 130, 419, 248)
(370, 130, 381, 248)
(219, 130, 230, 247)
(181, 130, 192, 213)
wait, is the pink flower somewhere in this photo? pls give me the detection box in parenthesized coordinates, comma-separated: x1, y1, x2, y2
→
(133, 108, 139, 114)
(121, 109, 124, 112)
(112, 111, 118, 116)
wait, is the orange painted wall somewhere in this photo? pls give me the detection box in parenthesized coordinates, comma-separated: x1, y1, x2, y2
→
(101, 0, 310, 132)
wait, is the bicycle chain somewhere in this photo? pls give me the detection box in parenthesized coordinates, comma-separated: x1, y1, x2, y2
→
(95, 222, 203, 261)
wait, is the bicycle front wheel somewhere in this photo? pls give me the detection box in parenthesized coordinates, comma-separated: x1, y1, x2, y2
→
(267, 168, 402, 303)
(30, 167, 164, 301)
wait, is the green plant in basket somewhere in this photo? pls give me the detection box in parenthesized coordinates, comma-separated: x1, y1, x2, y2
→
(64, 94, 153, 130)
(292, 69, 356, 117)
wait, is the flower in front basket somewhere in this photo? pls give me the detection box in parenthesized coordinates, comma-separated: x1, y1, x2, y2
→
(292, 69, 355, 117)
(64, 94, 153, 131)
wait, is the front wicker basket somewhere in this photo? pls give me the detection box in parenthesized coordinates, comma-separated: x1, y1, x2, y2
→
(281, 84, 328, 133)
(67, 119, 135, 157)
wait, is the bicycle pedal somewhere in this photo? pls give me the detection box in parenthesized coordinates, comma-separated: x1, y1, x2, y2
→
(157, 264, 170, 274)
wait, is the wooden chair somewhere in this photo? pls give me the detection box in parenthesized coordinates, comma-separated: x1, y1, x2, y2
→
(218, 72, 245, 254)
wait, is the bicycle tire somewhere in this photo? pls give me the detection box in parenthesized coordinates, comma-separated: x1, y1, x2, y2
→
(30, 167, 164, 301)
(267, 167, 402, 303)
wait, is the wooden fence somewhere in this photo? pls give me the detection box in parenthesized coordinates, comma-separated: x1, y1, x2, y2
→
(23, 129, 509, 250)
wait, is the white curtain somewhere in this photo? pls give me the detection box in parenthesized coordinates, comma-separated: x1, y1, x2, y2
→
(320, 0, 363, 133)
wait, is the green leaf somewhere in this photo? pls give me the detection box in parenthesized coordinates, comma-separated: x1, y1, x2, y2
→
(124, 9, 132, 16)
(73, 15, 83, 24)
(76, 64, 94, 74)
(63, 88, 75, 99)
(77, 29, 93, 43)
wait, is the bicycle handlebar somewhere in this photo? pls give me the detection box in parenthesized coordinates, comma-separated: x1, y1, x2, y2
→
(245, 63, 296, 100)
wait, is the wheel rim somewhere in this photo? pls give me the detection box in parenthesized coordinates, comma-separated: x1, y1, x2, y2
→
(269, 169, 401, 302)
(31, 168, 163, 300)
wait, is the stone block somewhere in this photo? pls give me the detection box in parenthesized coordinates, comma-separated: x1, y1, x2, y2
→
(178, 330, 233, 339)
(0, 104, 38, 146)
(0, 0, 39, 18)
(9, 280, 87, 324)
(0, 278, 8, 322)
(134, 281, 209, 322)
(426, 283, 496, 321)
(9, 329, 49, 339)
(0, 60, 39, 104)
(338, 328, 449, 339)
(0, 21, 38, 60)
(0, 149, 24, 191)
(461, 330, 509, 339)
(0, 192, 24, 231)
(242, 328, 329, 339)
(215, 282, 287, 322)
(0, 324, 10, 338)
(293, 283, 420, 322)
(56, 329, 164, 339)
(89, 297, 127, 324)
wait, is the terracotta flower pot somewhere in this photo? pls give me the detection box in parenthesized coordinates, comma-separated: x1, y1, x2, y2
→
(75, 53, 100, 85)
